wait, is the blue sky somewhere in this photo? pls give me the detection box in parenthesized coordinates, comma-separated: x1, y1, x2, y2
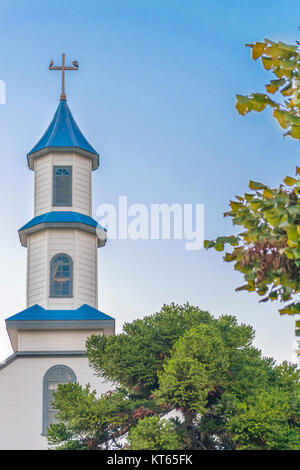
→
(0, 0, 299, 362)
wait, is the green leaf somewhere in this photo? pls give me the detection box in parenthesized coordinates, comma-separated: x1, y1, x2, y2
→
(214, 241, 225, 252)
(235, 95, 253, 115)
(246, 41, 266, 60)
(204, 240, 215, 249)
(290, 126, 300, 139)
(261, 56, 275, 70)
(249, 180, 268, 190)
(265, 78, 285, 94)
(284, 176, 297, 186)
(273, 109, 290, 129)
(283, 247, 295, 259)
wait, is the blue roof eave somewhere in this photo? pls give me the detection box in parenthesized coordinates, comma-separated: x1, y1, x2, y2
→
(6, 304, 115, 323)
(18, 211, 107, 248)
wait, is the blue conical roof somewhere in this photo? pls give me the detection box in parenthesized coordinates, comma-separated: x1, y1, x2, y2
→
(28, 100, 98, 159)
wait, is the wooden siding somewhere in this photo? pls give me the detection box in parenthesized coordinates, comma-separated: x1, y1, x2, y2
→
(34, 152, 92, 217)
(0, 356, 112, 450)
(27, 229, 98, 310)
(18, 330, 103, 351)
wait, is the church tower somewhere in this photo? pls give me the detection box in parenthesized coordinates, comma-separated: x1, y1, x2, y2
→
(0, 55, 115, 450)
(23, 98, 105, 312)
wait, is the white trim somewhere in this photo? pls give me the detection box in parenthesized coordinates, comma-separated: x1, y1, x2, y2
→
(27, 147, 99, 171)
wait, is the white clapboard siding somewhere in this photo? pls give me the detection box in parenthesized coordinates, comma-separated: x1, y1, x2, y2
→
(27, 231, 48, 307)
(34, 152, 92, 216)
(27, 229, 98, 310)
(18, 330, 103, 352)
(34, 154, 52, 218)
(76, 231, 98, 308)
(0, 357, 112, 450)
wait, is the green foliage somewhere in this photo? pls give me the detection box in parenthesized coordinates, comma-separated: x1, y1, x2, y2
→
(128, 416, 182, 450)
(228, 391, 300, 450)
(235, 39, 300, 140)
(205, 171, 300, 315)
(47, 384, 157, 450)
(197, 348, 300, 450)
(224, 361, 300, 450)
(156, 316, 254, 415)
(47, 422, 87, 450)
(86, 303, 212, 396)
(47, 304, 300, 450)
(155, 324, 230, 414)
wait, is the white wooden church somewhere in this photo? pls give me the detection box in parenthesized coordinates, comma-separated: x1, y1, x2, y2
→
(0, 56, 115, 450)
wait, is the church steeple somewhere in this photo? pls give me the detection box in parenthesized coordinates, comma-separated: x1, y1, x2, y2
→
(21, 109, 105, 308)
(27, 100, 99, 170)
(28, 53, 99, 170)
(16, 55, 107, 310)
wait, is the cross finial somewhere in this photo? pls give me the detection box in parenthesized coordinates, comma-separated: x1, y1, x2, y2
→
(49, 53, 78, 101)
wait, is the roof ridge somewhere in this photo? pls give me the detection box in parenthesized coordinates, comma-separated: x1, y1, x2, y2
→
(64, 102, 79, 147)
(46, 102, 60, 147)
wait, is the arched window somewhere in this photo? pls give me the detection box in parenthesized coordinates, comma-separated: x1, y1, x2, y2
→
(50, 253, 73, 297)
(42, 365, 76, 435)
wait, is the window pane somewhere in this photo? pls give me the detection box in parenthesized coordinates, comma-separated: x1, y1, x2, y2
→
(44, 366, 76, 434)
(50, 254, 73, 297)
(47, 367, 73, 382)
(53, 166, 72, 206)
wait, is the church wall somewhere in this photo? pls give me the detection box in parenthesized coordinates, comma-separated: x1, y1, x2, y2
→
(27, 229, 98, 310)
(76, 231, 98, 308)
(48, 229, 76, 307)
(34, 152, 92, 217)
(47, 229, 98, 310)
(34, 154, 52, 216)
(72, 154, 92, 216)
(0, 356, 112, 450)
(27, 231, 48, 308)
(18, 330, 103, 351)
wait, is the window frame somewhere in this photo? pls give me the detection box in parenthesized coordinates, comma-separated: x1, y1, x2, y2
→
(42, 365, 76, 435)
(52, 165, 72, 207)
(50, 253, 73, 298)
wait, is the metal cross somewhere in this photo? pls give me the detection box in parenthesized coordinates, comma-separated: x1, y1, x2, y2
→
(49, 53, 78, 101)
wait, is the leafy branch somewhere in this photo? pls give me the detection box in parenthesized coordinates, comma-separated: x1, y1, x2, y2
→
(236, 38, 300, 138)
(205, 170, 300, 315)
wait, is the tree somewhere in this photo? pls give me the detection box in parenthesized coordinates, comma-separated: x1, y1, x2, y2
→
(86, 303, 212, 397)
(204, 171, 300, 315)
(128, 416, 182, 450)
(47, 304, 300, 450)
(205, 37, 300, 327)
(211, 350, 300, 450)
(47, 385, 157, 450)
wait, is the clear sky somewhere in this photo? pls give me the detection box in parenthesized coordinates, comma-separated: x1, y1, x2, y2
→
(0, 0, 299, 363)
